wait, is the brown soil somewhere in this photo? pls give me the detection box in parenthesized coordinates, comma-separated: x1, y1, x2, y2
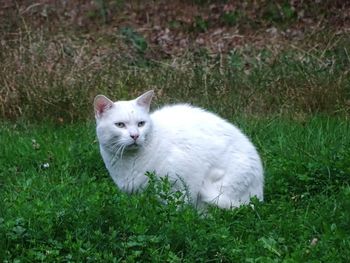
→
(1, 1, 349, 58)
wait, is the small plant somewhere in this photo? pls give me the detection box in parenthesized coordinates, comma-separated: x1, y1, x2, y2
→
(263, 1, 296, 25)
(144, 172, 189, 209)
(193, 16, 209, 32)
(120, 27, 148, 54)
(221, 11, 241, 26)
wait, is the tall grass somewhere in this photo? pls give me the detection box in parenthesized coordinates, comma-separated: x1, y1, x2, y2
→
(1, 24, 349, 122)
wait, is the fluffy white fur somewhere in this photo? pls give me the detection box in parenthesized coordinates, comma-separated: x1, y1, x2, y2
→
(94, 90, 264, 209)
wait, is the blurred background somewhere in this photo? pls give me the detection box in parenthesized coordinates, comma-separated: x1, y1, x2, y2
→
(1, 0, 349, 122)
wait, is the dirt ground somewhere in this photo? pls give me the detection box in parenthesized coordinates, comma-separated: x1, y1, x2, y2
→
(2, 1, 349, 58)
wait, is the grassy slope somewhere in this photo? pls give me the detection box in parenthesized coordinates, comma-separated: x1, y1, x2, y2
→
(1, 118, 349, 262)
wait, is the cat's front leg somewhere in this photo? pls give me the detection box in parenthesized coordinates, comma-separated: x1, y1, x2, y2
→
(116, 169, 149, 193)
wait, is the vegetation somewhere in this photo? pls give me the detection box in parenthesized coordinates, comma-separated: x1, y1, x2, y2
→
(1, 1, 349, 121)
(0, 1, 349, 262)
(1, 118, 349, 261)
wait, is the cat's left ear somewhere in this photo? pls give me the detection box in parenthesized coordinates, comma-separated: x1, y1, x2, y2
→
(136, 90, 154, 112)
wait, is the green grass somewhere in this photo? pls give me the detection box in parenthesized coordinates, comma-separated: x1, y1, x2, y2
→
(1, 117, 349, 262)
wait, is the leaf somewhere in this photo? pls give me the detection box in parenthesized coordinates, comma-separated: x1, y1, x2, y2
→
(259, 237, 281, 257)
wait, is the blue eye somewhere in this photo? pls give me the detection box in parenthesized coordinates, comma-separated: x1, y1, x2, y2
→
(115, 122, 125, 128)
(138, 121, 145, 127)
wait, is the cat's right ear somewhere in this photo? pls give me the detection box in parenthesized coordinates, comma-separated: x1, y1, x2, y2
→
(94, 95, 114, 119)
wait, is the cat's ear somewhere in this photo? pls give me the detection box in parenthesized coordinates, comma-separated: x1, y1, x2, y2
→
(94, 95, 114, 118)
(136, 90, 154, 112)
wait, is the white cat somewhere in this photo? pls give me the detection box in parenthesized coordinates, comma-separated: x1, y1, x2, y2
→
(94, 90, 264, 209)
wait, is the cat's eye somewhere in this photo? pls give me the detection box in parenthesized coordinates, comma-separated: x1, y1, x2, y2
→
(138, 121, 145, 127)
(115, 122, 125, 128)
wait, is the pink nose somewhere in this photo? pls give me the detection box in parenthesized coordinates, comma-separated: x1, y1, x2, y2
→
(130, 134, 139, 140)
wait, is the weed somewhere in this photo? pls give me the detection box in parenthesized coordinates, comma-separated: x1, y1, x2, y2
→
(221, 11, 241, 26)
(263, 1, 296, 25)
(120, 27, 148, 54)
(193, 16, 209, 32)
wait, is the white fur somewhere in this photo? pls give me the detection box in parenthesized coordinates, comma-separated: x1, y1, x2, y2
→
(94, 91, 264, 209)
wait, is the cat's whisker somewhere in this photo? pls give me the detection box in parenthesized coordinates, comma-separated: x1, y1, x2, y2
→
(106, 139, 122, 153)
(119, 145, 127, 160)
(113, 145, 124, 160)
(106, 139, 126, 165)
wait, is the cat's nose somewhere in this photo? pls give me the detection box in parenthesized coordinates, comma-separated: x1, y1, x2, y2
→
(130, 134, 139, 140)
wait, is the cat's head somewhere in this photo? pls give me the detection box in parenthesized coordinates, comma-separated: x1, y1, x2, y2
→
(94, 90, 154, 153)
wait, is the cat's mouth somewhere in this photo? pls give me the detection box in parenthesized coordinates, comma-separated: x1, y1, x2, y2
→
(126, 142, 140, 150)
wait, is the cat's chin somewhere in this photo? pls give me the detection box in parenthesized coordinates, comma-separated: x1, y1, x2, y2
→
(125, 142, 142, 151)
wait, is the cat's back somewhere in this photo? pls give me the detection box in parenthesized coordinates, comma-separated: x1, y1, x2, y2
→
(150, 104, 252, 149)
(151, 104, 214, 125)
(151, 104, 224, 130)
